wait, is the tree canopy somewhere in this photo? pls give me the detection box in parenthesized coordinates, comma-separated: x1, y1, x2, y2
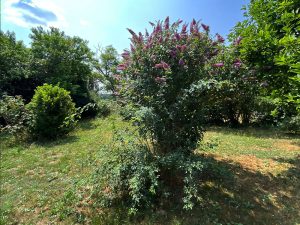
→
(0, 32, 32, 99)
(30, 27, 96, 106)
(231, 0, 300, 114)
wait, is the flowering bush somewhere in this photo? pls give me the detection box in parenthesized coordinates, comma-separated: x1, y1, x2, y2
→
(119, 17, 225, 154)
(207, 45, 260, 126)
(95, 18, 240, 213)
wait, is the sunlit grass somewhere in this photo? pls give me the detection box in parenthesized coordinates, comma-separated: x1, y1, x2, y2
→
(1, 115, 299, 224)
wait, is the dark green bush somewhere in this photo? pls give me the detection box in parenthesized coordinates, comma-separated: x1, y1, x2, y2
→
(252, 97, 277, 126)
(94, 139, 158, 214)
(96, 100, 111, 117)
(205, 45, 260, 127)
(280, 115, 300, 134)
(86, 91, 112, 118)
(119, 103, 137, 121)
(0, 95, 32, 138)
(93, 133, 208, 214)
(28, 84, 77, 139)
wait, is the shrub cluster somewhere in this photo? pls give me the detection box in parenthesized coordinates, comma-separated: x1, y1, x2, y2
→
(0, 95, 32, 138)
(28, 84, 77, 139)
(1, 84, 112, 140)
(280, 115, 300, 134)
(206, 46, 260, 126)
(93, 132, 209, 214)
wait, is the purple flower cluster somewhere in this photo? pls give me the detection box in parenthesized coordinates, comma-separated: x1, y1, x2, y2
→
(213, 62, 224, 68)
(155, 76, 167, 84)
(127, 28, 138, 39)
(234, 36, 242, 46)
(176, 44, 187, 52)
(164, 16, 170, 30)
(121, 51, 130, 59)
(190, 19, 197, 33)
(216, 34, 225, 43)
(181, 24, 188, 34)
(233, 59, 242, 68)
(155, 61, 170, 70)
(130, 44, 135, 52)
(170, 49, 177, 58)
(124, 17, 226, 83)
(175, 33, 181, 41)
(117, 64, 127, 70)
(179, 59, 185, 66)
(113, 74, 121, 81)
(201, 23, 209, 32)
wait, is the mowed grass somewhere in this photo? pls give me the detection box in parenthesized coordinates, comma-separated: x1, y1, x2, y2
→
(0, 114, 131, 225)
(1, 115, 299, 225)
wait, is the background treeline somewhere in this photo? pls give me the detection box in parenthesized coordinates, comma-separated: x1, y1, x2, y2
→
(0, 27, 119, 108)
(0, 27, 120, 138)
(1, 0, 299, 137)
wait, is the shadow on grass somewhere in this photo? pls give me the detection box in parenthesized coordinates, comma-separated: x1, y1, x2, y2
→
(29, 119, 97, 148)
(1, 120, 96, 151)
(78, 119, 97, 130)
(90, 154, 300, 225)
(34, 135, 79, 148)
(291, 141, 300, 147)
(207, 126, 300, 140)
(179, 154, 300, 225)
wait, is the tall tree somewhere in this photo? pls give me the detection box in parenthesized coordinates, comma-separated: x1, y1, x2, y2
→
(95, 45, 120, 94)
(0, 31, 33, 100)
(231, 0, 300, 114)
(30, 27, 96, 106)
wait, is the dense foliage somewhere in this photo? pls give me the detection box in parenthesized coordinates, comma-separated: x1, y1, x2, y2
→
(280, 115, 300, 134)
(30, 27, 95, 107)
(0, 32, 33, 99)
(0, 95, 32, 137)
(95, 45, 120, 94)
(94, 136, 159, 214)
(119, 17, 225, 154)
(231, 0, 300, 118)
(93, 131, 212, 214)
(94, 18, 236, 213)
(207, 46, 259, 126)
(28, 84, 77, 139)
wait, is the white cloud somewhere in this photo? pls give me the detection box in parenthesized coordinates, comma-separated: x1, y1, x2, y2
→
(3, 0, 68, 28)
(79, 19, 90, 27)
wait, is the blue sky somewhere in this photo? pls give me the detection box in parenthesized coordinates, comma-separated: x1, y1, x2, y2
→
(2, 0, 249, 53)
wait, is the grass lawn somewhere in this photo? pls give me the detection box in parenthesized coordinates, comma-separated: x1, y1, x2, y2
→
(1, 114, 299, 225)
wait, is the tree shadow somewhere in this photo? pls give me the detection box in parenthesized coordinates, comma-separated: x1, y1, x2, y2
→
(207, 126, 300, 140)
(33, 119, 97, 148)
(34, 135, 79, 148)
(88, 154, 300, 225)
(148, 154, 300, 225)
(77, 119, 97, 130)
(291, 141, 300, 147)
